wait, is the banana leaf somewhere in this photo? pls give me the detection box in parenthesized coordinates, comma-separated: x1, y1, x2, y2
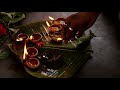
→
(8, 44, 92, 78)
(14, 21, 94, 50)
(8, 21, 94, 78)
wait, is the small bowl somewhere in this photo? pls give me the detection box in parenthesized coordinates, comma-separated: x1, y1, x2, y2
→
(50, 32, 63, 43)
(29, 33, 42, 43)
(52, 18, 65, 25)
(27, 47, 38, 58)
(24, 58, 40, 70)
(56, 18, 66, 25)
(49, 24, 62, 33)
(14, 33, 29, 48)
(16, 33, 29, 42)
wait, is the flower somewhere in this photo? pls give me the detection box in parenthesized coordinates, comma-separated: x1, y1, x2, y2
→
(36, 41, 44, 48)
(0, 23, 7, 37)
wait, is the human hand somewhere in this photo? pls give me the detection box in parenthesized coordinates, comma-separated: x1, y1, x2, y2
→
(62, 12, 100, 42)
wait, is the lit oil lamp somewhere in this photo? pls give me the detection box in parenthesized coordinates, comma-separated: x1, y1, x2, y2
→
(16, 33, 29, 43)
(19, 41, 28, 62)
(23, 41, 28, 60)
(49, 16, 66, 25)
(48, 24, 62, 33)
(27, 47, 38, 58)
(56, 18, 66, 25)
(45, 21, 63, 44)
(20, 42, 38, 60)
(29, 33, 42, 43)
(24, 58, 40, 70)
(50, 32, 63, 44)
(49, 16, 59, 25)
(46, 18, 62, 33)
(21, 42, 40, 70)
(14, 33, 29, 49)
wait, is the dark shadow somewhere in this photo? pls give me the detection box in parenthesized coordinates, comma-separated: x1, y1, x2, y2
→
(8, 52, 34, 78)
(102, 11, 119, 25)
(102, 11, 120, 43)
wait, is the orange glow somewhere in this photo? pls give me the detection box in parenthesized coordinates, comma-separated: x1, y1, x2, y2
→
(30, 35, 33, 40)
(46, 21, 50, 27)
(57, 37, 62, 42)
(23, 41, 28, 60)
(49, 16, 54, 20)
(16, 38, 23, 41)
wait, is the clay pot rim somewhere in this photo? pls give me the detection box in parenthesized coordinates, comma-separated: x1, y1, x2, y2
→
(56, 18, 65, 21)
(50, 24, 62, 29)
(16, 33, 29, 41)
(25, 58, 40, 69)
(27, 47, 38, 57)
(30, 33, 42, 42)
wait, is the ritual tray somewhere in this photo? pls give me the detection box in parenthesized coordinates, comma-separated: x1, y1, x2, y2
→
(8, 21, 93, 78)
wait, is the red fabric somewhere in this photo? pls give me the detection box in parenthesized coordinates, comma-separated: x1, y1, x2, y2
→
(0, 23, 7, 37)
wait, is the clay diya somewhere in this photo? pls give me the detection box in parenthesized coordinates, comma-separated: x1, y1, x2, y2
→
(46, 18, 66, 44)
(29, 33, 42, 43)
(27, 47, 38, 58)
(14, 33, 29, 49)
(24, 58, 40, 70)
(49, 16, 66, 25)
(55, 18, 66, 25)
(50, 32, 63, 44)
(48, 24, 62, 33)
(16, 33, 29, 43)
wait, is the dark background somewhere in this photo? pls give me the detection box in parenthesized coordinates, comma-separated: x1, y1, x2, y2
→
(0, 12, 120, 78)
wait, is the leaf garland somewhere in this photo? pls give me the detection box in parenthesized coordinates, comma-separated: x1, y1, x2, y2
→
(0, 12, 26, 59)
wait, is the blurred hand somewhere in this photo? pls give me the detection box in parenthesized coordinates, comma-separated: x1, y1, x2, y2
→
(62, 12, 100, 42)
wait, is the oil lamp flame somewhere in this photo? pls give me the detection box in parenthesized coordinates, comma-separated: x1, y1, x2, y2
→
(43, 55, 46, 58)
(30, 35, 33, 40)
(23, 41, 28, 60)
(57, 38, 62, 42)
(49, 16, 54, 20)
(42, 24, 49, 35)
(46, 21, 50, 27)
(16, 38, 23, 41)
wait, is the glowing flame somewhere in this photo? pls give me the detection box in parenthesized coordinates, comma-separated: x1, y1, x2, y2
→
(57, 38, 62, 42)
(43, 55, 46, 58)
(46, 21, 50, 27)
(30, 35, 33, 40)
(23, 41, 28, 60)
(42, 24, 49, 35)
(49, 16, 54, 20)
(16, 38, 23, 41)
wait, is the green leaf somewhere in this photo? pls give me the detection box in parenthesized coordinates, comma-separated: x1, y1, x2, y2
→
(8, 12, 16, 16)
(0, 12, 25, 25)
(89, 30, 96, 37)
(0, 12, 13, 18)
(14, 12, 24, 16)
(0, 12, 11, 23)
(8, 20, 94, 78)
(9, 13, 25, 24)
(0, 36, 8, 47)
(9, 28, 19, 34)
(0, 48, 9, 60)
